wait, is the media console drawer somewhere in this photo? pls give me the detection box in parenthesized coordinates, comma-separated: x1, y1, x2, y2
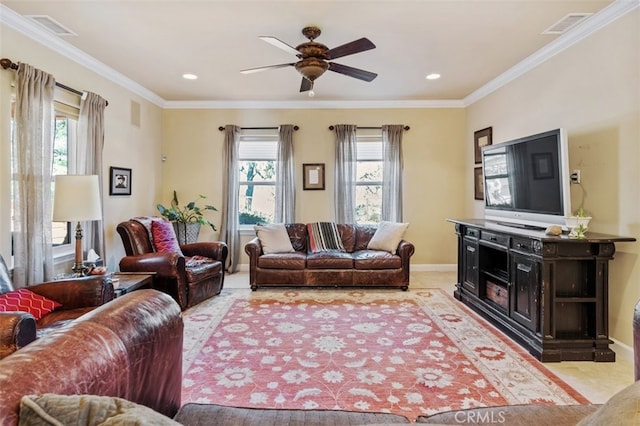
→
(486, 280, 508, 311)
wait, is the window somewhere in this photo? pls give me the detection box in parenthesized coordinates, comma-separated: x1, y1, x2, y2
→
(51, 114, 78, 247)
(355, 129, 383, 224)
(238, 129, 278, 225)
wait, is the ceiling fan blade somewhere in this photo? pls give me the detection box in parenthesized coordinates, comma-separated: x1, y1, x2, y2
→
(240, 63, 295, 74)
(299, 77, 312, 92)
(326, 37, 376, 60)
(259, 36, 300, 56)
(328, 62, 377, 82)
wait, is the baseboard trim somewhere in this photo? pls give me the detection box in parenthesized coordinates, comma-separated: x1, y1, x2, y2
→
(611, 338, 634, 363)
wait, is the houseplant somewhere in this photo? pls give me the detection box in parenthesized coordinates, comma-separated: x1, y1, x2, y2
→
(565, 207, 591, 239)
(156, 190, 218, 244)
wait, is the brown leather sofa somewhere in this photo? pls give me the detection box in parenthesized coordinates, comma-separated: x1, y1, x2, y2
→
(117, 219, 228, 310)
(0, 289, 183, 424)
(244, 223, 415, 291)
(0, 255, 114, 359)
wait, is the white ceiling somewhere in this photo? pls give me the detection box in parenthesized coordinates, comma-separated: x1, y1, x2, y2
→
(1, 0, 632, 107)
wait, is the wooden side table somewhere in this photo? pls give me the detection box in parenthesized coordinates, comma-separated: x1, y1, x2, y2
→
(111, 272, 155, 297)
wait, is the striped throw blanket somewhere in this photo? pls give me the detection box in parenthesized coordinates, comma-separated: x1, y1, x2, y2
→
(307, 222, 345, 253)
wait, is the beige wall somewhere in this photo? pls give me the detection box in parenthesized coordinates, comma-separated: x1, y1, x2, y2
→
(161, 108, 467, 265)
(466, 10, 640, 347)
(0, 24, 164, 271)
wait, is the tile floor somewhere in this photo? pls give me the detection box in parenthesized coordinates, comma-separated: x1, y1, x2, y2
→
(223, 270, 634, 404)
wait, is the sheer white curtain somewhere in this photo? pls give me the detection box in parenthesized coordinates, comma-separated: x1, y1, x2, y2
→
(220, 125, 240, 273)
(381, 124, 405, 222)
(77, 92, 108, 260)
(333, 124, 357, 223)
(274, 124, 295, 223)
(12, 63, 56, 285)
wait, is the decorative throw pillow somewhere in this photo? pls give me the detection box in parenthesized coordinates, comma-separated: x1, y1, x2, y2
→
(0, 289, 62, 321)
(367, 221, 409, 254)
(151, 220, 184, 256)
(254, 224, 295, 254)
(19, 394, 181, 425)
(308, 222, 345, 253)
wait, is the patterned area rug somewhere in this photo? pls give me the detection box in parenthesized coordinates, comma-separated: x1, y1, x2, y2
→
(182, 289, 588, 421)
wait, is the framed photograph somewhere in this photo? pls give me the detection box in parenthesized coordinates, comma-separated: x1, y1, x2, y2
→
(474, 167, 484, 200)
(474, 127, 493, 164)
(109, 166, 131, 196)
(303, 163, 325, 190)
(532, 153, 554, 179)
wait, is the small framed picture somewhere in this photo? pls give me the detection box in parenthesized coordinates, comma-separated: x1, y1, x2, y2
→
(109, 166, 131, 196)
(303, 163, 325, 190)
(474, 127, 493, 164)
(474, 167, 484, 200)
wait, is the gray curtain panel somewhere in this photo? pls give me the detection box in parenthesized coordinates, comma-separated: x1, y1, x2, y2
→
(275, 124, 295, 223)
(381, 124, 405, 222)
(12, 63, 56, 285)
(333, 124, 357, 223)
(220, 125, 241, 273)
(78, 92, 108, 261)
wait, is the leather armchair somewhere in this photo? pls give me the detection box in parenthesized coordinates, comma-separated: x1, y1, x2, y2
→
(117, 219, 228, 310)
(0, 255, 114, 359)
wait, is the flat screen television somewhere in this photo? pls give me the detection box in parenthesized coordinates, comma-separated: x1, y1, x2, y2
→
(482, 128, 571, 229)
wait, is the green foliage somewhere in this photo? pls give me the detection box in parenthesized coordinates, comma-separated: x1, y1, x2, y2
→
(239, 211, 270, 225)
(157, 190, 218, 231)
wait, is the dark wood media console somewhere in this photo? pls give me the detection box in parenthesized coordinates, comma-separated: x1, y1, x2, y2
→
(449, 218, 635, 362)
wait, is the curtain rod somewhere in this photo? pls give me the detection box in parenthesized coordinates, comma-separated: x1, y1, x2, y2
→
(328, 125, 410, 131)
(218, 125, 299, 131)
(0, 58, 109, 106)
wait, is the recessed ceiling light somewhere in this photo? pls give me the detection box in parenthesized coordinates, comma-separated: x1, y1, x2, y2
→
(426, 73, 441, 80)
(182, 73, 198, 80)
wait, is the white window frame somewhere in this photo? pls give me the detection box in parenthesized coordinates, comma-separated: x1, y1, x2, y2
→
(237, 128, 279, 230)
(355, 129, 383, 225)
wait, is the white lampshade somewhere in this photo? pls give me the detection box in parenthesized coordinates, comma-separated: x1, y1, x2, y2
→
(53, 175, 102, 222)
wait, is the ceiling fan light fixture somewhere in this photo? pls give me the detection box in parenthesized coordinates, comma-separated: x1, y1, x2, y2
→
(295, 58, 329, 81)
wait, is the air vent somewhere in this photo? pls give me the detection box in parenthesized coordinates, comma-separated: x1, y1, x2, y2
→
(26, 15, 77, 36)
(543, 13, 593, 35)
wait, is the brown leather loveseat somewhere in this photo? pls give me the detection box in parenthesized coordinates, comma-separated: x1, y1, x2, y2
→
(0, 289, 183, 424)
(245, 223, 415, 291)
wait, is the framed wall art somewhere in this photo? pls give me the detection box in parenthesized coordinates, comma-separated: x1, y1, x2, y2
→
(303, 163, 325, 190)
(474, 167, 484, 200)
(474, 127, 493, 164)
(109, 166, 131, 196)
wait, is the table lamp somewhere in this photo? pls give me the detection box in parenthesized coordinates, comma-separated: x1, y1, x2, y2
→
(52, 175, 102, 276)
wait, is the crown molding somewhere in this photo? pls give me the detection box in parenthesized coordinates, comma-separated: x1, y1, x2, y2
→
(463, 0, 640, 106)
(2, 1, 637, 110)
(163, 99, 465, 109)
(0, 4, 164, 106)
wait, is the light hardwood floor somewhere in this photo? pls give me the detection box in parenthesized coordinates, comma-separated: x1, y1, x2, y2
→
(223, 270, 634, 404)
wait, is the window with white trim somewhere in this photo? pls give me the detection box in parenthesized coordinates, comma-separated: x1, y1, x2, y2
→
(355, 129, 383, 224)
(238, 128, 278, 225)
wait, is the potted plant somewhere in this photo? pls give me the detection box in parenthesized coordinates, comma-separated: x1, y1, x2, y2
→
(156, 190, 218, 244)
(565, 207, 591, 239)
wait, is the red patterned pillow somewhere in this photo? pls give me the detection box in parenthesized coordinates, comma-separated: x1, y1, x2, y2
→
(0, 289, 62, 320)
(151, 220, 184, 256)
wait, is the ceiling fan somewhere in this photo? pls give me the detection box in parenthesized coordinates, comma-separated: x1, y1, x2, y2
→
(240, 26, 377, 94)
